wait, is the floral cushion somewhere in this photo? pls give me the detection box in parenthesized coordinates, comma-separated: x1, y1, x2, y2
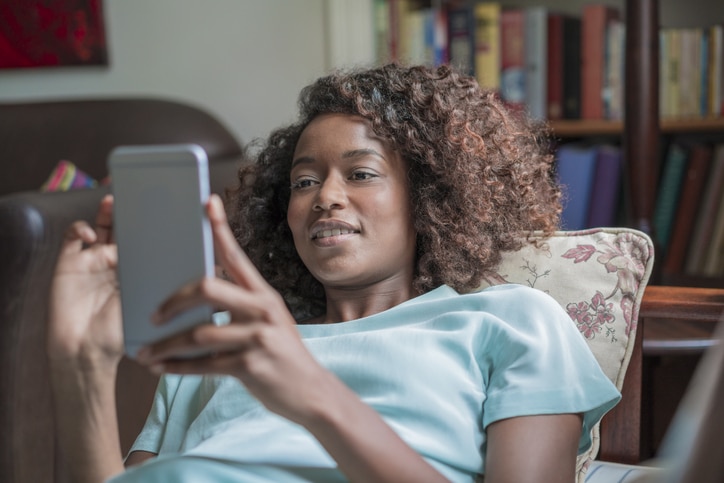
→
(476, 227, 655, 482)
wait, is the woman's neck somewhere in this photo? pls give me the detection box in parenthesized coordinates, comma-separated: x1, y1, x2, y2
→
(318, 280, 418, 324)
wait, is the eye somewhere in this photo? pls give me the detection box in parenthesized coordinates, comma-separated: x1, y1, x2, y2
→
(350, 171, 378, 181)
(290, 177, 318, 190)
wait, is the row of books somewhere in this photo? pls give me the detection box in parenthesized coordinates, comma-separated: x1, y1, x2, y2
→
(555, 143, 624, 231)
(555, 140, 724, 278)
(374, 1, 724, 121)
(654, 141, 724, 278)
(660, 26, 724, 119)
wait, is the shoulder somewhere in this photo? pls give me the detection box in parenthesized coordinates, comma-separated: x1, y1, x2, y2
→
(457, 284, 569, 325)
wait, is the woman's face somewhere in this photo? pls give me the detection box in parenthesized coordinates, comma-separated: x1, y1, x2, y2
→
(287, 113, 417, 291)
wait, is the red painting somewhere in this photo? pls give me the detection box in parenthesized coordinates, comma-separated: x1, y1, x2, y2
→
(0, 0, 108, 69)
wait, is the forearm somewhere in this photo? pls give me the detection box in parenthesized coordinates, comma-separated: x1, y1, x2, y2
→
(50, 361, 125, 483)
(302, 374, 448, 483)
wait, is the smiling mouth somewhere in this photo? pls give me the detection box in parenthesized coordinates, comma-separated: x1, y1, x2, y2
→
(312, 228, 358, 240)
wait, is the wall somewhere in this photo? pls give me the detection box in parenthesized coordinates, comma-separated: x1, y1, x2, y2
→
(0, 0, 336, 145)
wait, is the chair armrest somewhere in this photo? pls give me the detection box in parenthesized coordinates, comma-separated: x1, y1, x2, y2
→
(640, 286, 724, 322)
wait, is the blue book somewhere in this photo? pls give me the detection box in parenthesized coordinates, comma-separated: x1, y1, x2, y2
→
(586, 145, 623, 228)
(555, 144, 599, 230)
(653, 143, 689, 252)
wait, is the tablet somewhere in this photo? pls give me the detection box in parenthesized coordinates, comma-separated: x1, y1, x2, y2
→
(108, 144, 215, 358)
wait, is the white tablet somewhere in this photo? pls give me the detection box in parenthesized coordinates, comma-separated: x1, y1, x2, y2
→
(108, 144, 215, 358)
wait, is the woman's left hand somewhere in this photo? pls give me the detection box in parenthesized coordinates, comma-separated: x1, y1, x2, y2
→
(135, 194, 332, 425)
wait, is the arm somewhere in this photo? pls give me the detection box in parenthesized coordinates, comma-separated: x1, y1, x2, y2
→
(47, 196, 127, 483)
(484, 413, 582, 483)
(135, 195, 447, 483)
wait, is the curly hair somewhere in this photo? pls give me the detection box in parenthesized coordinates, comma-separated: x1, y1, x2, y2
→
(228, 63, 561, 319)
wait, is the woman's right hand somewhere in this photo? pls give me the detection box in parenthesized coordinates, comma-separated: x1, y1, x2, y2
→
(47, 194, 124, 370)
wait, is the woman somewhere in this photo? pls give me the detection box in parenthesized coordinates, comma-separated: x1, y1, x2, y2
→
(48, 64, 620, 483)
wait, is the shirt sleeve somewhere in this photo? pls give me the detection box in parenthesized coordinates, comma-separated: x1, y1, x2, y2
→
(479, 285, 621, 454)
(126, 375, 180, 457)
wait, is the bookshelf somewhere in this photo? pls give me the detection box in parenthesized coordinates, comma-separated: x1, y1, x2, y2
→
(550, 117, 724, 137)
(368, 0, 724, 284)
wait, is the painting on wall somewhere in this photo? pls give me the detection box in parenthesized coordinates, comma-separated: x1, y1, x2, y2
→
(0, 0, 108, 70)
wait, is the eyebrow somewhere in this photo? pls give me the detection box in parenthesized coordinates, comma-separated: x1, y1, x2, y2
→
(291, 148, 384, 169)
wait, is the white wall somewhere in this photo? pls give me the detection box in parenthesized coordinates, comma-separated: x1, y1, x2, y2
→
(0, 0, 338, 145)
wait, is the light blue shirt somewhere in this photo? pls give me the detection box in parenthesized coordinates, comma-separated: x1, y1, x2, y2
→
(121, 284, 620, 482)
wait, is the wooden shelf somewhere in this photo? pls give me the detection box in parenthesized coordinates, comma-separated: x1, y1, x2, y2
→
(549, 117, 724, 137)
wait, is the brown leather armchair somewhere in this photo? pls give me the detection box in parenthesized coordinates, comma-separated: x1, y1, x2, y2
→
(0, 98, 245, 483)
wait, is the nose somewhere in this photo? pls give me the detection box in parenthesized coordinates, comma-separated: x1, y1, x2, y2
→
(313, 176, 347, 211)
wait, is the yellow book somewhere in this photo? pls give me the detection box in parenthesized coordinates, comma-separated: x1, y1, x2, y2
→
(473, 3, 501, 91)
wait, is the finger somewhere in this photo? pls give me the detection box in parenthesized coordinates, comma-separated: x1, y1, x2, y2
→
(153, 276, 267, 326)
(61, 221, 98, 254)
(207, 194, 267, 290)
(151, 349, 248, 376)
(137, 322, 259, 365)
(95, 194, 114, 244)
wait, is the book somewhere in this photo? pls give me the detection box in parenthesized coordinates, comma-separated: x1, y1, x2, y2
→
(581, 4, 620, 119)
(447, 3, 475, 76)
(586, 145, 623, 228)
(374, 0, 391, 63)
(473, 2, 500, 92)
(432, 5, 449, 66)
(701, 188, 724, 277)
(685, 143, 724, 275)
(547, 13, 565, 120)
(395, 0, 418, 64)
(562, 16, 582, 119)
(653, 142, 689, 255)
(662, 143, 713, 275)
(700, 28, 710, 117)
(547, 13, 580, 120)
(524, 6, 548, 119)
(678, 28, 703, 118)
(555, 144, 599, 231)
(604, 18, 625, 120)
(708, 25, 723, 116)
(660, 28, 682, 119)
(500, 8, 526, 113)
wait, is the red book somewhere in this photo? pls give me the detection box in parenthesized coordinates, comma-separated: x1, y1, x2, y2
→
(663, 143, 714, 275)
(581, 4, 620, 119)
(547, 13, 565, 119)
(500, 8, 525, 113)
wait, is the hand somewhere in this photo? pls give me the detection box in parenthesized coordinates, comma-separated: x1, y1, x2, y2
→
(47, 194, 124, 370)
(136, 194, 332, 425)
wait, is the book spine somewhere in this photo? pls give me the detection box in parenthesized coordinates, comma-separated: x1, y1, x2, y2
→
(701, 189, 724, 276)
(500, 8, 526, 113)
(667, 29, 682, 118)
(581, 4, 620, 120)
(473, 2, 501, 91)
(547, 14, 564, 120)
(556, 144, 599, 231)
(709, 25, 723, 116)
(685, 143, 724, 274)
(662, 144, 713, 274)
(373, 0, 391, 63)
(524, 6, 548, 120)
(653, 143, 689, 253)
(586, 145, 623, 228)
(447, 4, 475, 76)
(700, 28, 710, 117)
(562, 16, 582, 119)
(604, 19, 625, 120)
(433, 5, 449, 66)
